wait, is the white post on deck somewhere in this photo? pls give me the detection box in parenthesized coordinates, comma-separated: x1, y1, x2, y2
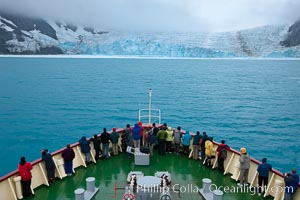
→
(148, 88, 152, 124)
(13, 176, 23, 199)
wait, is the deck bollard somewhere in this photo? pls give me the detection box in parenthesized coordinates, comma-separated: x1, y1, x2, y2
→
(86, 177, 96, 192)
(213, 190, 223, 200)
(274, 180, 284, 200)
(202, 178, 212, 193)
(13, 176, 23, 200)
(74, 188, 85, 200)
(74, 177, 99, 200)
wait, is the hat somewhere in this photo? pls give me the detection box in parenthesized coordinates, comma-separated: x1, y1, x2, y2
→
(167, 127, 172, 131)
(240, 147, 247, 154)
(20, 156, 26, 162)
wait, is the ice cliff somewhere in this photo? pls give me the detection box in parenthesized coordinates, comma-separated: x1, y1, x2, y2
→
(1, 11, 299, 57)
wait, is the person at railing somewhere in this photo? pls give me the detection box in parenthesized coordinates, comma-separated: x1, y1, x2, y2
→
(238, 147, 250, 187)
(192, 131, 201, 160)
(257, 158, 272, 196)
(166, 127, 174, 153)
(216, 140, 230, 173)
(284, 169, 299, 200)
(182, 130, 192, 156)
(148, 123, 158, 156)
(18, 156, 33, 198)
(111, 128, 119, 156)
(101, 128, 111, 159)
(41, 149, 55, 184)
(173, 126, 182, 155)
(79, 136, 91, 165)
(132, 123, 141, 148)
(123, 124, 134, 158)
(138, 121, 144, 147)
(62, 144, 75, 176)
(90, 134, 101, 162)
(200, 132, 208, 160)
(157, 126, 167, 155)
(204, 137, 214, 167)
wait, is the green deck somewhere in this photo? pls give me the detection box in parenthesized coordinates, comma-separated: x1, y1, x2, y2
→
(30, 151, 272, 200)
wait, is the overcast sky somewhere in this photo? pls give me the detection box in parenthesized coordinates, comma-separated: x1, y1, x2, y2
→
(1, 0, 299, 32)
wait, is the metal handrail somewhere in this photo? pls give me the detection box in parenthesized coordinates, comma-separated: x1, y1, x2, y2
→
(138, 89, 161, 124)
(138, 109, 161, 124)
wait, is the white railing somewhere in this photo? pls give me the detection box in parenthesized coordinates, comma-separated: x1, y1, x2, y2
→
(0, 128, 300, 200)
(138, 108, 161, 125)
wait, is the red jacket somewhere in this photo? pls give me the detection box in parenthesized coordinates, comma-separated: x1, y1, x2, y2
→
(217, 143, 230, 157)
(18, 162, 33, 181)
(138, 122, 144, 137)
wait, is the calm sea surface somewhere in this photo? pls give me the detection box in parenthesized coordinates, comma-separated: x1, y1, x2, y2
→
(0, 57, 299, 177)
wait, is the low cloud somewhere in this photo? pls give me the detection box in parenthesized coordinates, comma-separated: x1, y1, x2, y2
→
(0, 0, 299, 32)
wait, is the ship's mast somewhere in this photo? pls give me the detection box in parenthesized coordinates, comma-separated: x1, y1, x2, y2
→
(148, 88, 152, 124)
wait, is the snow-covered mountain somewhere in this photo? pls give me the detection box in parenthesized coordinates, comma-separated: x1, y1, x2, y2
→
(1, 11, 300, 57)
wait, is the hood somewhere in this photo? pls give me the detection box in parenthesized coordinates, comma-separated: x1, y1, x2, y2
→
(240, 147, 247, 154)
(185, 131, 189, 135)
(81, 136, 86, 140)
(20, 156, 26, 165)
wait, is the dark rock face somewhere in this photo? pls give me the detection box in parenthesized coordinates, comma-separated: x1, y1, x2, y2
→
(1, 12, 58, 40)
(0, 11, 64, 54)
(281, 20, 300, 47)
(14, 47, 63, 55)
(66, 23, 77, 32)
(0, 10, 108, 54)
(83, 27, 95, 34)
(56, 22, 78, 32)
(0, 28, 13, 54)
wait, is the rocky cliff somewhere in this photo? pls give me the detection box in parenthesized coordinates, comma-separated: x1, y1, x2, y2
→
(280, 20, 300, 47)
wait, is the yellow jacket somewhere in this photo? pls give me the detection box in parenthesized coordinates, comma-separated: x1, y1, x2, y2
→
(205, 140, 213, 156)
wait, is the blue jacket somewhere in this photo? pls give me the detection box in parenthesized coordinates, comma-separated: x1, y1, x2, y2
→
(79, 136, 91, 153)
(132, 124, 141, 140)
(284, 173, 299, 194)
(182, 131, 192, 146)
(42, 152, 55, 169)
(257, 162, 272, 177)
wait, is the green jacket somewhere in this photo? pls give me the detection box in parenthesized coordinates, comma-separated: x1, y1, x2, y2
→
(157, 130, 167, 140)
(110, 131, 119, 144)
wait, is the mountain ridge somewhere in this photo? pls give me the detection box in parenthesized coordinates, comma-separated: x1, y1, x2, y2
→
(0, 11, 299, 57)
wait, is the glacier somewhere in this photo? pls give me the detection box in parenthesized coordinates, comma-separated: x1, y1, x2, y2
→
(53, 24, 300, 58)
(1, 13, 300, 57)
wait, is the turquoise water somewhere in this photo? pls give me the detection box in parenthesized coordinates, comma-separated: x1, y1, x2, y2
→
(0, 57, 299, 177)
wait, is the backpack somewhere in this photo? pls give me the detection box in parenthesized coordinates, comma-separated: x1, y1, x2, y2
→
(219, 147, 227, 159)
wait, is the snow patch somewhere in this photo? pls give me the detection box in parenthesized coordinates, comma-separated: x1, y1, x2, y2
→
(0, 16, 17, 27)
